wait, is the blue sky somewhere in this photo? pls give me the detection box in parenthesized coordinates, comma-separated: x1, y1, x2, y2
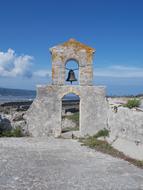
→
(0, 0, 143, 95)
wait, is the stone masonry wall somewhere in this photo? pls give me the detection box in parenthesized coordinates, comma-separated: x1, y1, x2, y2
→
(26, 85, 107, 137)
(107, 106, 143, 160)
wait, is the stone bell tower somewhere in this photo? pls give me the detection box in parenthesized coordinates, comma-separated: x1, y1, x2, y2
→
(26, 39, 108, 137)
(51, 38, 94, 86)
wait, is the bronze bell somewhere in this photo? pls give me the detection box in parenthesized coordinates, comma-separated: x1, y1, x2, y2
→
(66, 69, 77, 84)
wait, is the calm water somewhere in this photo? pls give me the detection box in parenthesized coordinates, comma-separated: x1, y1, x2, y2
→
(0, 88, 36, 103)
(0, 88, 79, 103)
(0, 86, 142, 104)
(0, 95, 35, 103)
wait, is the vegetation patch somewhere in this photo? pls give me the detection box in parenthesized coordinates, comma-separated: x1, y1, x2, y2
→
(0, 126, 24, 137)
(93, 128, 109, 138)
(79, 135, 143, 169)
(63, 112, 79, 123)
(124, 98, 141, 109)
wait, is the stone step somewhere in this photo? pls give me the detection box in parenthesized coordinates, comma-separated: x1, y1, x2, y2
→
(61, 131, 80, 139)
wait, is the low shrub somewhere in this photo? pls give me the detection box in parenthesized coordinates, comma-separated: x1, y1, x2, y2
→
(93, 128, 109, 138)
(80, 136, 113, 152)
(124, 98, 140, 109)
(0, 127, 23, 137)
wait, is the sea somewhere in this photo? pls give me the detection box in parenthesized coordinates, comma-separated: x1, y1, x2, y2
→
(0, 87, 142, 104)
(0, 88, 36, 104)
(0, 87, 79, 104)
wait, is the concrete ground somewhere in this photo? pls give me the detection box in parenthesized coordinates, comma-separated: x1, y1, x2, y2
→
(0, 138, 143, 190)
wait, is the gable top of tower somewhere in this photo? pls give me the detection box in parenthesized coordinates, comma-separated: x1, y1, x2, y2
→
(50, 38, 95, 53)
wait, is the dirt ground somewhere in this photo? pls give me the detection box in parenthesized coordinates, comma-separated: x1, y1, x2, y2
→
(0, 137, 143, 190)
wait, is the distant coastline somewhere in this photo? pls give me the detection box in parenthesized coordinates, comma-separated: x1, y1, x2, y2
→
(0, 87, 36, 103)
(0, 87, 143, 104)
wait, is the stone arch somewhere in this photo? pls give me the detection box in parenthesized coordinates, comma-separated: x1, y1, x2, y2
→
(64, 58, 79, 67)
(59, 88, 81, 100)
(61, 91, 80, 100)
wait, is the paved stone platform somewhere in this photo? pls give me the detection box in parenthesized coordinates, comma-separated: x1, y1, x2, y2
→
(0, 137, 143, 190)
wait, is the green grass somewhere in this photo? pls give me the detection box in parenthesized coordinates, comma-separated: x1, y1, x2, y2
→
(0, 127, 24, 137)
(93, 128, 109, 138)
(79, 135, 143, 169)
(124, 98, 141, 109)
(63, 112, 79, 123)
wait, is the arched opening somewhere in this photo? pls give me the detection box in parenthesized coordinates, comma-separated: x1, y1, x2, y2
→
(65, 60, 79, 85)
(61, 93, 80, 134)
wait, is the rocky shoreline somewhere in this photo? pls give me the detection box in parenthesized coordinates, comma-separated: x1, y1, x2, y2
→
(0, 101, 33, 136)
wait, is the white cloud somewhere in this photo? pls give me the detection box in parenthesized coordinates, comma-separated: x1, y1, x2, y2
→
(0, 48, 33, 78)
(94, 65, 143, 78)
(1, 48, 142, 81)
(33, 70, 51, 78)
